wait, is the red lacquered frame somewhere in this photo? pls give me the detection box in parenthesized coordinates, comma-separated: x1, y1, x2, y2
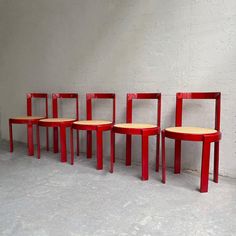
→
(70, 93, 116, 169)
(9, 93, 49, 156)
(162, 92, 221, 192)
(110, 93, 163, 181)
(37, 93, 79, 163)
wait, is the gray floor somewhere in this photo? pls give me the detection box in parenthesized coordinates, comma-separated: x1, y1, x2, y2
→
(0, 141, 235, 236)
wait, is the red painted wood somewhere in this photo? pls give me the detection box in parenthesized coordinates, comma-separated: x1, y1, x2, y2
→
(113, 126, 160, 136)
(200, 140, 211, 193)
(163, 92, 222, 192)
(126, 135, 132, 166)
(87, 131, 92, 159)
(175, 95, 183, 127)
(157, 95, 161, 128)
(46, 127, 49, 151)
(36, 124, 40, 159)
(161, 130, 166, 184)
(38, 93, 79, 163)
(28, 93, 49, 151)
(174, 140, 181, 174)
(141, 134, 149, 181)
(52, 93, 79, 154)
(60, 126, 67, 162)
(27, 94, 32, 116)
(96, 129, 103, 170)
(9, 121, 13, 152)
(86, 94, 92, 158)
(27, 124, 34, 156)
(70, 127, 74, 165)
(52, 95, 59, 152)
(156, 134, 160, 172)
(76, 130, 79, 156)
(214, 141, 219, 183)
(39, 120, 75, 127)
(74, 123, 113, 131)
(175, 92, 221, 129)
(215, 94, 221, 131)
(110, 130, 115, 173)
(86, 93, 116, 122)
(38, 120, 75, 162)
(71, 93, 116, 169)
(53, 128, 59, 153)
(111, 93, 162, 181)
(9, 93, 48, 156)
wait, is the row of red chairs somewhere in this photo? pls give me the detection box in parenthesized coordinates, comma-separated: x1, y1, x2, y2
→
(9, 92, 221, 193)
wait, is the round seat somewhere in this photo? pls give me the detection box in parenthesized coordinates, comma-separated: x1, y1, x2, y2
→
(114, 123, 157, 129)
(74, 120, 112, 126)
(164, 126, 220, 142)
(11, 116, 44, 120)
(38, 118, 76, 127)
(113, 123, 159, 135)
(10, 116, 45, 124)
(40, 118, 75, 123)
(72, 120, 113, 131)
(165, 126, 217, 135)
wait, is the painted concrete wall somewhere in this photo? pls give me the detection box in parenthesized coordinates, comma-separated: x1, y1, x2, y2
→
(0, 0, 236, 177)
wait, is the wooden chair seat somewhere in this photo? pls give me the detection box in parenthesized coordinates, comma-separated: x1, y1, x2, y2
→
(74, 120, 112, 126)
(11, 116, 44, 120)
(39, 118, 75, 122)
(114, 123, 157, 129)
(165, 126, 217, 135)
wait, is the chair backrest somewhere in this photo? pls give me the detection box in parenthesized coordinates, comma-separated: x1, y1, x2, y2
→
(27, 93, 48, 118)
(86, 93, 116, 123)
(52, 93, 79, 120)
(126, 93, 161, 127)
(176, 92, 221, 131)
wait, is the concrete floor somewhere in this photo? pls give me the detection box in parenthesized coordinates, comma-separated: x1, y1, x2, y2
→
(0, 141, 235, 236)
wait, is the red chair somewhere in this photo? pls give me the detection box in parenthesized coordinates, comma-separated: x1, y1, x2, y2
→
(37, 93, 79, 162)
(9, 93, 49, 156)
(110, 93, 163, 181)
(162, 92, 221, 193)
(70, 93, 115, 169)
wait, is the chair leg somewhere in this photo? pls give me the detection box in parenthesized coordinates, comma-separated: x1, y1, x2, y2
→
(36, 125, 40, 159)
(213, 141, 219, 183)
(53, 127, 59, 153)
(9, 121, 13, 152)
(96, 130, 103, 170)
(141, 134, 149, 181)
(27, 124, 34, 156)
(174, 140, 181, 174)
(70, 127, 74, 165)
(76, 130, 80, 156)
(161, 130, 166, 184)
(156, 134, 160, 172)
(46, 127, 49, 151)
(200, 141, 211, 193)
(60, 126, 67, 163)
(110, 130, 115, 173)
(126, 134, 132, 166)
(87, 130, 92, 158)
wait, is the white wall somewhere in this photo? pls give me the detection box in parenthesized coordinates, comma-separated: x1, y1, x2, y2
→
(0, 0, 236, 177)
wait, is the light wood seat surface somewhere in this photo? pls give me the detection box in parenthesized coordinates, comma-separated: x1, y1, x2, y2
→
(11, 116, 44, 120)
(114, 123, 157, 129)
(39, 118, 75, 122)
(165, 126, 217, 134)
(74, 120, 112, 125)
